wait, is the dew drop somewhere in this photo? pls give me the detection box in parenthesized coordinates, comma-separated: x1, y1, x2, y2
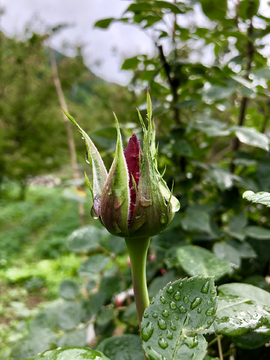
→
(90, 206, 99, 220)
(167, 285, 174, 293)
(152, 312, 158, 318)
(201, 281, 210, 294)
(197, 308, 202, 314)
(158, 338, 168, 349)
(205, 307, 215, 316)
(210, 296, 216, 302)
(150, 299, 155, 305)
(162, 310, 169, 318)
(183, 296, 189, 303)
(158, 318, 167, 330)
(210, 289, 216, 295)
(190, 297, 202, 310)
(141, 322, 154, 342)
(174, 291, 181, 301)
(179, 282, 183, 289)
(81, 136, 85, 140)
(170, 320, 176, 330)
(175, 316, 179, 321)
(143, 311, 149, 319)
(184, 335, 199, 349)
(160, 295, 166, 304)
(179, 306, 187, 313)
(169, 301, 177, 310)
(166, 330, 173, 340)
(160, 213, 167, 224)
(183, 313, 190, 326)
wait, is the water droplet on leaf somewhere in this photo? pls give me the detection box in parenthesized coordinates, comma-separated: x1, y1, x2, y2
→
(169, 301, 177, 310)
(141, 322, 154, 342)
(162, 310, 169, 317)
(201, 281, 210, 294)
(190, 297, 202, 310)
(205, 307, 215, 316)
(158, 318, 167, 330)
(158, 338, 168, 349)
(152, 312, 158, 318)
(174, 291, 181, 301)
(166, 330, 173, 340)
(160, 295, 166, 304)
(179, 306, 187, 313)
(183, 297, 189, 303)
(167, 285, 174, 293)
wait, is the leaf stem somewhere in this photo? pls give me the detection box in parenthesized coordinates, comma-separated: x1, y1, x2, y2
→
(217, 335, 223, 360)
(125, 237, 150, 326)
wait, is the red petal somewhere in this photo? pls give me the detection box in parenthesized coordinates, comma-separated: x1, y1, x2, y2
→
(124, 134, 143, 224)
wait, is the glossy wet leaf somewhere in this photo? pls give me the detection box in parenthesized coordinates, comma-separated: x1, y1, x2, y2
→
(78, 254, 111, 276)
(243, 226, 270, 239)
(24, 347, 110, 359)
(213, 295, 270, 336)
(218, 283, 270, 306)
(141, 276, 217, 360)
(58, 280, 80, 300)
(97, 334, 144, 360)
(67, 226, 109, 252)
(175, 245, 231, 280)
(243, 190, 270, 207)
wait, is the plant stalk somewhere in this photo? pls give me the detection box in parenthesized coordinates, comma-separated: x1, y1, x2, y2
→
(125, 237, 150, 326)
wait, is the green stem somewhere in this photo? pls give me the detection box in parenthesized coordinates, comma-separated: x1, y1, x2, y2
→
(125, 237, 150, 327)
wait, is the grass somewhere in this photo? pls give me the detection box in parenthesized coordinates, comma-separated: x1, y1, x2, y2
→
(0, 182, 92, 358)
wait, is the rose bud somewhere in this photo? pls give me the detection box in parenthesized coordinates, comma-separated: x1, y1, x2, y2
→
(63, 92, 180, 239)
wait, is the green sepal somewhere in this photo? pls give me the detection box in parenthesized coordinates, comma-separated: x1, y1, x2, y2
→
(63, 109, 107, 203)
(100, 113, 130, 237)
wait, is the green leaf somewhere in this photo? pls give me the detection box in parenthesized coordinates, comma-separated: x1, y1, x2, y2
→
(78, 254, 111, 276)
(213, 284, 270, 336)
(206, 167, 240, 191)
(218, 283, 270, 306)
(213, 242, 241, 269)
(232, 326, 270, 349)
(238, 0, 260, 20)
(176, 245, 231, 280)
(67, 226, 109, 252)
(59, 279, 80, 300)
(57, 302, 82, 330)
(97, 334, 144, 360)
(232, 126, 269, 151)
(96, 308, 115, 326)
(243, 190, 270, 207)
(200, 0, 227, 21)
(58, 329, 87, 347)
(181, 207, 212, 233)
(175, 99, 201, 109)
(121, 56, 140, 70)
(141, 276, 217, 360)
(94, 18, 115, 29)
(24, 347, 110, 360)
(12, 328, 57, 360)
(203, 85, 236, 102)
(243, 225, 270, 239)
(155, 1, 184, 14)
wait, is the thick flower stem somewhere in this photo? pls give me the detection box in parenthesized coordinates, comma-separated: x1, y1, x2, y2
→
(125, 237, 150, 327)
